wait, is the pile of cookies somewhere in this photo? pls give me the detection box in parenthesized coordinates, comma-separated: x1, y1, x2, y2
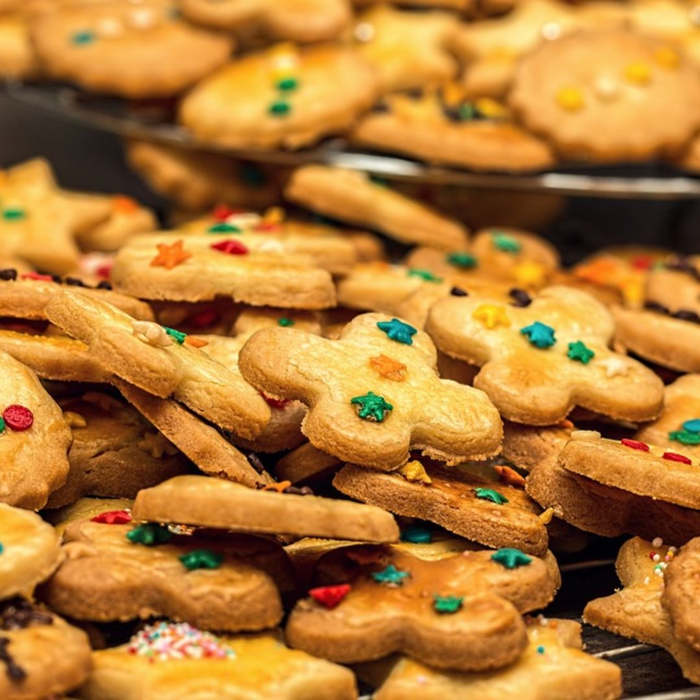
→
(5, 0, 700, 168)
(0, 148, 699, 699)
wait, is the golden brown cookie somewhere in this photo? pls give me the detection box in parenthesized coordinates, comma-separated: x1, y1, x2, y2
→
(239, 312, 502, 469)
(284, 165, 469, 250)
(352, 87, 554, 172)
(584, 537, 700, 684)
(286, 541, 559, 671)
(132, 474, 399, 543)
(509, 31, 700, 161)
(426, 285, 664, 424)
(30, 0, 233, 97)
(663, 537, 700, 654)
(366, 617, 622, 700)
(179, 43, 377, 149)
(81, 627, 357, 700)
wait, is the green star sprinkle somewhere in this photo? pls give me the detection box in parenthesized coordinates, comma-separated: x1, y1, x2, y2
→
(71, 30, 95, 45)
(474, 487, 508, 505)
(376, 318, 416, 345)
(277, 318, 295, 327)
(458, 103, 476, 121)
(536, 645, 545, 655)
(268, 100, 291, 116)
(1, 207, 26, 221)
(351, 392, 393, 422)
(492, 233, 522, 253)
(433, 595, 464, 614)
(126, 524, 172, 546)
(371, 564, 409, 585)
(407, 268, 442, 283)
(683, 418, 700, 433)
(0, 418, 5, 433)
(179, 549, 224, 571)
(520, 322, 556, 349)
(669, 429, 700, 445)
(446, 252, 477, 269)
(276, 77, 299, 91)
(164, 327, 186, 345)
(207, 222, 241, 234)
(491, 548, 532, 569)
(401, 526, 432, 544)
(567, 340, 595, 364)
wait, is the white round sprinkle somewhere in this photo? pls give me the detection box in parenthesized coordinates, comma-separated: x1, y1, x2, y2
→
(354, 22, 375, 42)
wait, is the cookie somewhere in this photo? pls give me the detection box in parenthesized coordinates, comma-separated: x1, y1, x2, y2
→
(351, 5, 459, 93)
(0, 158, 111, 274)
(286, 540, 559, 670)
(0, 503, 62, 599)
(45, 496, 134, 535)
(109, 232, 336, 309)
(584, 536, 700, 684)
(365, 617, 622, 700)
(509, 31, 700, 161)
(196, 308, 321, 453)
(30, 0, 233, 98)
(0, 349, 72, 509)
(0, 329, 111, 384)
(115, 380, 270, 488)
(0, 598, 91, 700)
(333, 459, 549, 555)
(179, 43, 377, 149)
(284, 165, 469, 250)
(42, 512, 290, 631)
(662, 537, 700, 654)
(125, 140, 279, 212)
(45, 391, 188, 510)
(181, 0, 351, 43)
(562, 430, 700, 510)
(275, 442, 341, 485)
(0, 12, 37, 79)
(0, 276, 154, 321)
(45, 288, 272, 439)
(503, 423, 700, 545)
(81, 627, 356, 700)
(71, 193, 157, 253)
(239, 312, 503, 468)
(352, 86, 554, 172)
(425, 285, 664, 424)
(132, 474, 399, 542)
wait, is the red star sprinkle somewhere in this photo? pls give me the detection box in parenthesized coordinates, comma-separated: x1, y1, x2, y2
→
(210, 239, 249, 255)
(3, 405, 33, 431)
(21, 272, 53, 282)
(663, 451, 692, 465)
(262, 392, 290, 409)
(255, 222, 280, 233)
(620, 438, 650, 452)
(212, 205, 243, 221)
(309, 584, 351, 609)
(91, 510, 132, 525)
(187, 309, 220, 328)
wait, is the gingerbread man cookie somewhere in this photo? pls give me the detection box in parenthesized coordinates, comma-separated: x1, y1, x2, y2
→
(42, 513, 290, 631)
(181, 0, 352, 43)
(284, 165, 469, 250)
(584, 537, 700, 684)
(82, 627, 356, 700)
(133, 474, 399, 543)
(179, 43, 377, 149)
(663, 537, 700, 654)
(366, 617, 622, 700)
(426, 285, 664, 424)
(286, 541, 559, 671)
(239, 312, 503, 468)
(45, 288, 272, 440)
(30, 0, 233, 97)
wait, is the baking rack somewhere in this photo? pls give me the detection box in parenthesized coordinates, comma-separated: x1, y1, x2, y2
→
(6, 80, 700, 201)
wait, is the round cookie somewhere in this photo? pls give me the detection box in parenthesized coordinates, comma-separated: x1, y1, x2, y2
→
(0, 504, 62, 599)
(509, 30, 700, 161)
(30, 0, 233, 98)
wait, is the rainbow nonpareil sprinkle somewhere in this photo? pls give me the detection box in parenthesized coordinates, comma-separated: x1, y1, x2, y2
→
(127, 622, 236, 662)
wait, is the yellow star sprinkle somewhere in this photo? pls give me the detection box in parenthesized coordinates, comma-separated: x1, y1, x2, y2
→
(556, 86, 584, 111)
(475, 97, 508, 119)
(513, 261, 545, 288)
(399, 460, 432, 485)
(624, 62, 651, 85)
(473, 304, 510, 330)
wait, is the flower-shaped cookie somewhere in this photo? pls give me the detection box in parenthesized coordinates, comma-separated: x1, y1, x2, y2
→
(239, 312, 503, 468)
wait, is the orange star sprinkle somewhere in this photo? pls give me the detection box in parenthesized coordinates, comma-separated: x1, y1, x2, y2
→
(184, 336, 208, 349)
(112, 195, 138, 214)
(494, 465, 526, 488)
(262, 480, 292, 493)
(369, 354, 407, 381)
(150, 239, 192, 270)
